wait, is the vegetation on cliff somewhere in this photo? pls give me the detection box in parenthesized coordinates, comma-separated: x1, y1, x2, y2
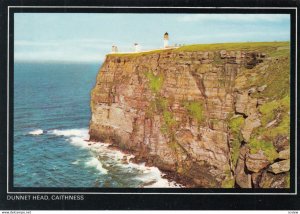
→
(145, 72, 164, 93)
(184, 101, 205, 124)
(248, 139, 279, 162)
(229, 116, 245, 167)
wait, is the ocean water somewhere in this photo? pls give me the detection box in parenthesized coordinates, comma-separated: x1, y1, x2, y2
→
(13, 62, 180, 188)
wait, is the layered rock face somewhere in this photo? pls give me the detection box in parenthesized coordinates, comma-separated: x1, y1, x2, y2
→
(89, 46, 290, 188)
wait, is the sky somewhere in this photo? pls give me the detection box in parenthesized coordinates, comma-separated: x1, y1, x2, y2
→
(14, 13, 290, 63)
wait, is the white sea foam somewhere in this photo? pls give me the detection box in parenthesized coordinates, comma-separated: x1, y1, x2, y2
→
(49, 128, 89, 139)
(85, 157, 108, 174)
(71, 160, 79, 165)
(141, 168, 181, 188)
(47, 128, 182, 187)
(121, 162, 182, 188)
(69, 137, 90, 149)
(29, 129, 44, 135)
(49, 128, 91, 149)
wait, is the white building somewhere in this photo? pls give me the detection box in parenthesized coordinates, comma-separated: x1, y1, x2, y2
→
(164, 32, 169, 48)
(134, 43, 140, 52)
(112, 45, 118, 53)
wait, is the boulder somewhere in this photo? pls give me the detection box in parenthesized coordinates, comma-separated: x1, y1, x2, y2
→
(259, 171, 288, 188)
(248, 87, 256, 94)
(257, 84, 267, 92)
(235, 91, 258, 117)
(245, 52, 261, 69)
(202, 52, 209, 60)
(235, 146, 252, 188)
(241, 114, 261, 142)
(235, 92, 248, 115)
(220, 50, 227, 58)
(268, 160, 290, 174)
(278, 149, 290, 160)
(245, 150, 270, 172)
(251, 172, 262, 188)
(274, 136, 289, 152)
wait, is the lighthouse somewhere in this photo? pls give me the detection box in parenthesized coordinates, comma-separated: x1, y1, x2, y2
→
(164, 32, 169, 48)
(134, 43, 140, 52)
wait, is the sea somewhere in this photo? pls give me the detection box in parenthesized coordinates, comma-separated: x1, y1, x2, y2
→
(13, 62, 180, 188)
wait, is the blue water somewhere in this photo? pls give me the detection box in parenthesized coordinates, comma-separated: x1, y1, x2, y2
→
(13, 62, 178, 188)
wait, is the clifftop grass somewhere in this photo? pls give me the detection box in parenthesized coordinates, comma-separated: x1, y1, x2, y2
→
(176, 41, 289, 54)
(107, 41, 289, 58)
(107, 49, 170, 58)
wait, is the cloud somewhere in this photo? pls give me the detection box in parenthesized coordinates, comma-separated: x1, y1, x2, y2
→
(14, 39, 117, 63)
(14, 51, 104, 63)
(15, 38, 113, 48)
(184, 31, 289, 40)
(178, 14, 290, 23)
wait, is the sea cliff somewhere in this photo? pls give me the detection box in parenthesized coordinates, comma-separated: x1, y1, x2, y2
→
(89, 42, 290, 188)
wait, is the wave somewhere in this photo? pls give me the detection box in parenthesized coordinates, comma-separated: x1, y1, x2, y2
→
(71, 160, 79, 165)
(28, 129, 44, 136)
(85, 157, 108, 174)
(49, 128, 91, 149)
(120, 162, 181, 188)
(49, 128, 89, 138)
(47, 128, 182, 187)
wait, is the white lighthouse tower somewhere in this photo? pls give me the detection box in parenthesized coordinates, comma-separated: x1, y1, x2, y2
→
(163, 32, 169, 48)
(134, 43, 140, 52)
